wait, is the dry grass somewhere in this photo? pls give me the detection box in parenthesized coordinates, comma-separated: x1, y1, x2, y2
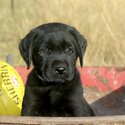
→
(0, 0, 125, 66)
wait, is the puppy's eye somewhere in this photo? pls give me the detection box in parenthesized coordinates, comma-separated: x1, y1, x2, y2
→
(39, 48, 51, 54)
(42, 48, 49, 53)
(65, 48, 74, 54)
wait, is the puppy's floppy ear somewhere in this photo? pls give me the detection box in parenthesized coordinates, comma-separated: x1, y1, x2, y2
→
(19, 31, 37, 69)
(70, 28, 87, 67)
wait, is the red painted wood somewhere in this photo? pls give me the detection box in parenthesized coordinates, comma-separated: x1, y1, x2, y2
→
(15, 67, 125, 92)
(78, 67, 125, 92)
(15, 67, 32, 84)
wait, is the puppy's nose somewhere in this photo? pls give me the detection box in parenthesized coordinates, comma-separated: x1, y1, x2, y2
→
(55, 67, 66, 75)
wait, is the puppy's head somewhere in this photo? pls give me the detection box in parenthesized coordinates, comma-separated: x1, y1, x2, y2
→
(19, 23, 87, 83)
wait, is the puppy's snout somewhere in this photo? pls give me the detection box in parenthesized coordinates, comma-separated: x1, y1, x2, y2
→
(52, 60, 68, 76)
(55, 67, 66, 75)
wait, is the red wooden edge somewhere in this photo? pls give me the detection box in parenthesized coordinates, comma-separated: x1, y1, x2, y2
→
(15, 66, 125, 92)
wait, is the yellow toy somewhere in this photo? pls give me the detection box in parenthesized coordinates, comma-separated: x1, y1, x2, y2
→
(0, 62, 24, 115)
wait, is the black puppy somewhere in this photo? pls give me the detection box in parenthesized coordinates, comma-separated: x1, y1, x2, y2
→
(19, 22, 94, 116)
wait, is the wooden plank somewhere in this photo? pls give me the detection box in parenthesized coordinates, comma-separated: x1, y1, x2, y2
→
(0, 116, 125, 125)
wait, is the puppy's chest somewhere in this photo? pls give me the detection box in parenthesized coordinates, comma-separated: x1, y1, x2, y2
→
(40, 89, 69, 107)
(49, 90, 65, 105)
(50, 92, 66, 107)
(32, 87, 72, 116)
(36, 87, 67, 106)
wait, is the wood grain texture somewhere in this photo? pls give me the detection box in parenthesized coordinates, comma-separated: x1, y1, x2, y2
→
(0, 116, 125, 125)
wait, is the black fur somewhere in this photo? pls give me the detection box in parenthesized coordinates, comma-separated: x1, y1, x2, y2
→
(19, 22, 94, 116)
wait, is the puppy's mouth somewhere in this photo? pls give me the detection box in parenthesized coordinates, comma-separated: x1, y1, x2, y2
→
(36, 69, 74, 84)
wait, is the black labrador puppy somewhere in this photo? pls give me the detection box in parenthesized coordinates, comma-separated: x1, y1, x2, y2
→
(19, 22, 94, 116)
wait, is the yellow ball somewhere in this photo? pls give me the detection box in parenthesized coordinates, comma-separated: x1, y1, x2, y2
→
(0, 62, 24, 115)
